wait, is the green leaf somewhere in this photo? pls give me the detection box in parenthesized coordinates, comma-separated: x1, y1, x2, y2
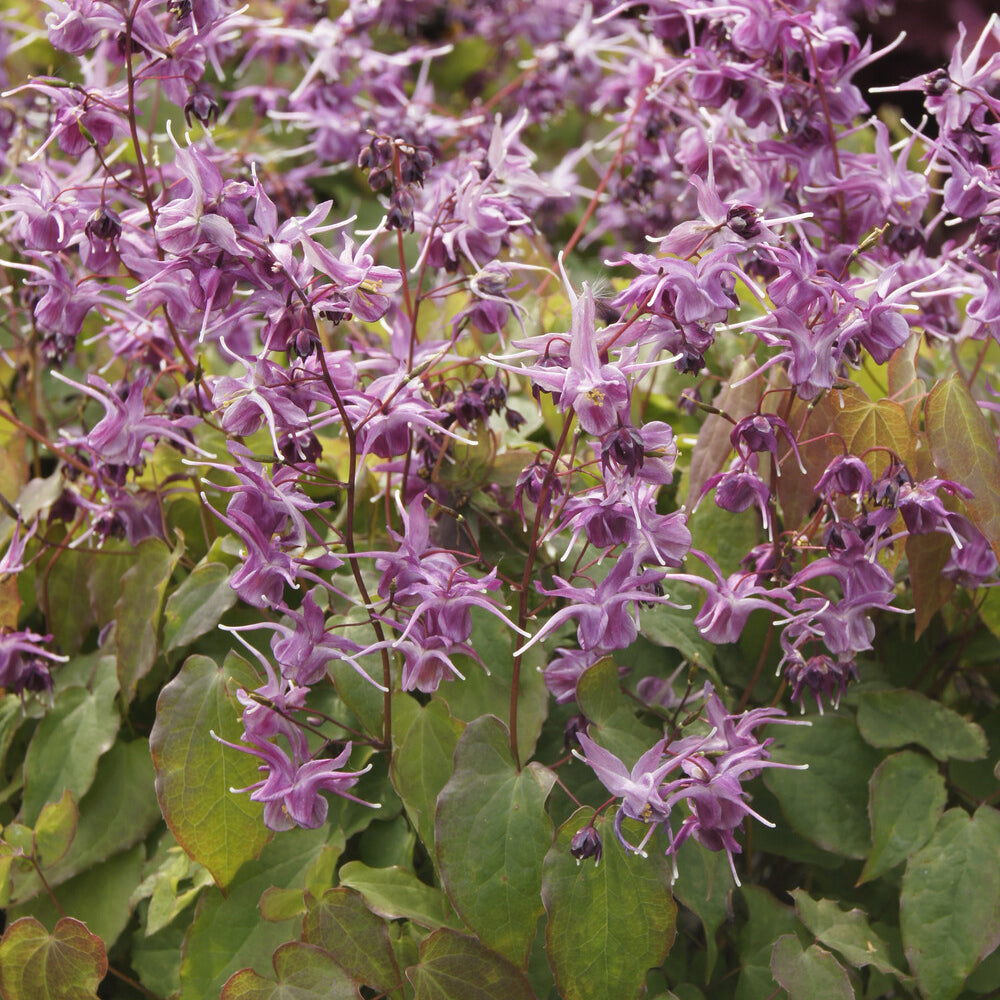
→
(830, 386, 916, 471)
(435, 716, 554, 966)
(640, 603, 716, 668)
(37, 548, 95, 653)
(12, 845, 145, 950)
(542, 809, 677, 1000)
(905, 531, 955, 638)
(764, 715, 881, 859)
(338, 862, 464, 930)
(442, 610, 548, 762)
(164, 560, 239, 651)
(132, 921, 186, 999)
(87, 540, 136, 629)
(0, 693, 24, 772)
(33, 789, 78, 868)
(179, 826, 335, 1000)
(576, 657, 661, 764)
(860, 750, 946, 883)
(857, 690, 987, 762)
(901, 806, 1000, 1000)
(21, 674, 119, 825)
(331, 656, 385, 739)
(44, 741, 159, 889)
(137, 845, 216, 937)
(149, 653, 271, 887)
(259, 887, 308, 923)
(671, 838, 733, 979)
(0, 916, 107, 1000)
(115, 537, 182, 701)
(977, 587, 1000, 641)
(736, 886, 806, 1000)
(790, 891, 905, 978)
(407, 929, 537, 1000)
(221, 941, 359, 1000)
(302, 888, 401, 998)
(687, 497, 762, 576)
(770, 935, 854, 1000)
(925, 376, 1000, 557)
(390, 696, 463, 854)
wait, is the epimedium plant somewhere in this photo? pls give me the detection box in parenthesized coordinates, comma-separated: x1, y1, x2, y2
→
(0, 0, 999, 999)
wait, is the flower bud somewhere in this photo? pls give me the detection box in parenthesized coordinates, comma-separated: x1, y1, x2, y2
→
(185, 91, 220, 129)
(563, 714, 588, 750)
(86, 207, 122, 243)
(570, 824, 602, 865)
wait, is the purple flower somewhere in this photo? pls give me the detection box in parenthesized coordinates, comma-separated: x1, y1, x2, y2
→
(0, 629, 67, 696)
(516, 557, 675, 656)
(574, 732, 685, 827)
(670, 552, 792, 645)
(218, 733, 378, 832)
(783, 650, 860, 713)
(53, 371, 203, 472)
(558, 282, 631, 436)
(0, 518, 37, 577)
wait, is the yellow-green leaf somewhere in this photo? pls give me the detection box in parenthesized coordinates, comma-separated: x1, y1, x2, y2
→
(149, 653, 271, 887)
(925, 376, 1000, 557)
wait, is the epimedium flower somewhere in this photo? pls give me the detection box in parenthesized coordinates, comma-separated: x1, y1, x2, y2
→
(0, 628, 68, 696)
(515, 555, 677, 656)
(575, 688, 806, 880)
(0, 517, 37, 577)
(553, 279, 631, 436)
(53, 370, 204, 473)
(669, 550, 793, 646)
(490, 262, 632, 437)
(215, 731, 379, 832)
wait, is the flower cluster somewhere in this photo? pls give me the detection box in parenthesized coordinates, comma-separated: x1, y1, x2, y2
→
(1, 0, 998, 878)
(574, 687, 807, 883)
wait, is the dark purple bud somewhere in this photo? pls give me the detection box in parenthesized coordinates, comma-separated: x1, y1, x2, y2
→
(482, 375, 506, 413)
(868, 460, 912, 508)
(823, 520, 863, 557)
(976, 215, 1000, 252)
(726, 204, 761, 239)
(387, 189, 414, 231)
(371, 136, 393, 165)
(368, 165, 392, 192)
(887, 225, 924, 254)
(601, 424, 645, 476)
(85, 207, 122, 243)
(400, 146, 434, 185)
(13, 658, 54, 696)
(731, 414, 780, 458)
(290, 327, 318, 359)
(675, 348, 705, 375)
(505, 407, 526, 430)
(570, 824, 602, 864)
(785, 652, 859, 711)
(741, 541, 796, 581)
(278, 428, 322, 465)
(452, 389, 488, 428)
(185, 91, 220, 128)
(514, 461, 562, 522)
(564, 714, 588, 750)
(924, 68, 951, 95)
